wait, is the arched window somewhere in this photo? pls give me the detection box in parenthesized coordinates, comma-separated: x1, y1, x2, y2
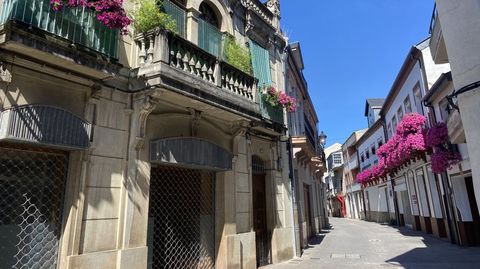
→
(199, 2, 219, 28)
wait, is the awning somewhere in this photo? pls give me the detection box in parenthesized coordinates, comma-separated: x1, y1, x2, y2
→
(0, 105, 91, 149)
(150, 137, 233, 171)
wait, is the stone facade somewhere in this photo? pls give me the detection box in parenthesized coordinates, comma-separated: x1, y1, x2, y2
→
(0, 0, 327, 268)
(285, 42, 327, 256)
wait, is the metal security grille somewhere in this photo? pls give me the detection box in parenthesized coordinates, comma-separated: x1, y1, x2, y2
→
(148, 166, 215, 269)
(0, 144, 68, 269)
(256, 231, 272, 267)
(252, 155, 265, 174)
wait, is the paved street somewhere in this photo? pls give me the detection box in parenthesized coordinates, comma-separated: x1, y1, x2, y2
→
(267, 218, 480, 269)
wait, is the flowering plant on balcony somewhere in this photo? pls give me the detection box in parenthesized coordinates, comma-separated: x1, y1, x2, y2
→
(50, 0, 131, 34)
(425, 123, 461, 173)
(356, 113, 427, 185)
(265, 86, 297, 112)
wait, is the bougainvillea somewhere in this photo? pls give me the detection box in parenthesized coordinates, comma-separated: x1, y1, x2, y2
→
(396, 113, 426, 137)
(356, 113, 427, 185)
(265, 86, 297, 112)
(425, 123, 461, 174)
(356, 114, 462, 185)
(50, 0, 131, 35)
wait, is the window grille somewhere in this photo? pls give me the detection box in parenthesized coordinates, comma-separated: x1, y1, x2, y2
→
(147, 165, 215, 269)
(0, 144, 67, 269)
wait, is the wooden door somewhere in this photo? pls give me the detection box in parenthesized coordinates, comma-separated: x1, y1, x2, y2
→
(253, 174, 271, 266)
(304, 185, 313, 238)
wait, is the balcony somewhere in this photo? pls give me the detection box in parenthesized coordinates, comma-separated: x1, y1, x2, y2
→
(0, 0, 118, 58)
(347, 155, 359, 171)
(135, 30, 286, 125)
(429, 5, 448, 64)
(447, 109, 465, 144)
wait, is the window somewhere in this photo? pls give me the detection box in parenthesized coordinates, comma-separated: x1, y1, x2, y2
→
(397, 107, 404, 121)
(371, 145, 376, 155)
(333, 153, 342, 165)
(199, 2, 219, 28)
(361, 154, 365, 163)
(387, 123, 392, 138)
(439, 98, 451, 121)
(413, 84, 424, 115)
(198, 2, 222, 56)
(392, 115, 397, 132)
(404, 96, 412, 114)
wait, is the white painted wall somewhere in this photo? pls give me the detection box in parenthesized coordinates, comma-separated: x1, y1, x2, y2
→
(357, 126, 384, 171)
(365, 185, 389, 213)
(436, 0, 480, 210)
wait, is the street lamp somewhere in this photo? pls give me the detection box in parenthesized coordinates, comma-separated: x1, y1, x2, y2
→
(319, 131, 327, 147)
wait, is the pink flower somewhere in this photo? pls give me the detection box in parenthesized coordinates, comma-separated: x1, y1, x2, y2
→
(425, 123, 449, 148)
(263, 85, 297, 112)
(50, 0, 131, 34)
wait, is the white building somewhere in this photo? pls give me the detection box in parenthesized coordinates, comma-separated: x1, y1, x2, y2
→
(342, 129, 367, 220)
(379, 37, 450, 235)
(423, 71, 479, 246)
(355, 109, 392, 223)
(430, 0, 480, 245)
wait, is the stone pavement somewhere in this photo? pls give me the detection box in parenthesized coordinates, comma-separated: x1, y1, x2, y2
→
(266, 218, 480, 269)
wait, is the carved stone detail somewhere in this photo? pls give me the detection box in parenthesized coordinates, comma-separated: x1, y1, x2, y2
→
(267, 0, 280, 16)
(189, 108, 203, 137)
(0, 62, 12, 83)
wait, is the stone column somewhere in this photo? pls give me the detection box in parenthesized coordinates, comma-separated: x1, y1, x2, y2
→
(186, 8, 200, 45)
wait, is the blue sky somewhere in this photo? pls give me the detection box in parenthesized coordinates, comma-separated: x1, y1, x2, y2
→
(281, 0, 434, 147)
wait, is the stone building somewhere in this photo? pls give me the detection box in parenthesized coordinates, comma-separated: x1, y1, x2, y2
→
(0, 0, 309, 268)
(285, 42, 327, 256)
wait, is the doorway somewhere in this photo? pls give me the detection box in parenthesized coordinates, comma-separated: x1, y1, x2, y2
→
(252, 155, 271, 267)
(147, 165, 215, 269)
(401, 191, 413, 228)
(303, 184, 314, 238)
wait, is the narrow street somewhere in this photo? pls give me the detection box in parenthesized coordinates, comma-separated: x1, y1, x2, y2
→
(268, 218, 480, 269)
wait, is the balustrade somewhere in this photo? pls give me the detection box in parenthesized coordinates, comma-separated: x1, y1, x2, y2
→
(135, 31, 258, 103)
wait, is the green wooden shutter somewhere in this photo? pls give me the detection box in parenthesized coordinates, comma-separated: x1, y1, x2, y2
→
(163, 0, 186, 37)
(249, 40, 272, 87)
(198, 19, 223, 57)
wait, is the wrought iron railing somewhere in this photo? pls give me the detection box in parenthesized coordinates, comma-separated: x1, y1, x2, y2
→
(0, 0, 118, 58)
